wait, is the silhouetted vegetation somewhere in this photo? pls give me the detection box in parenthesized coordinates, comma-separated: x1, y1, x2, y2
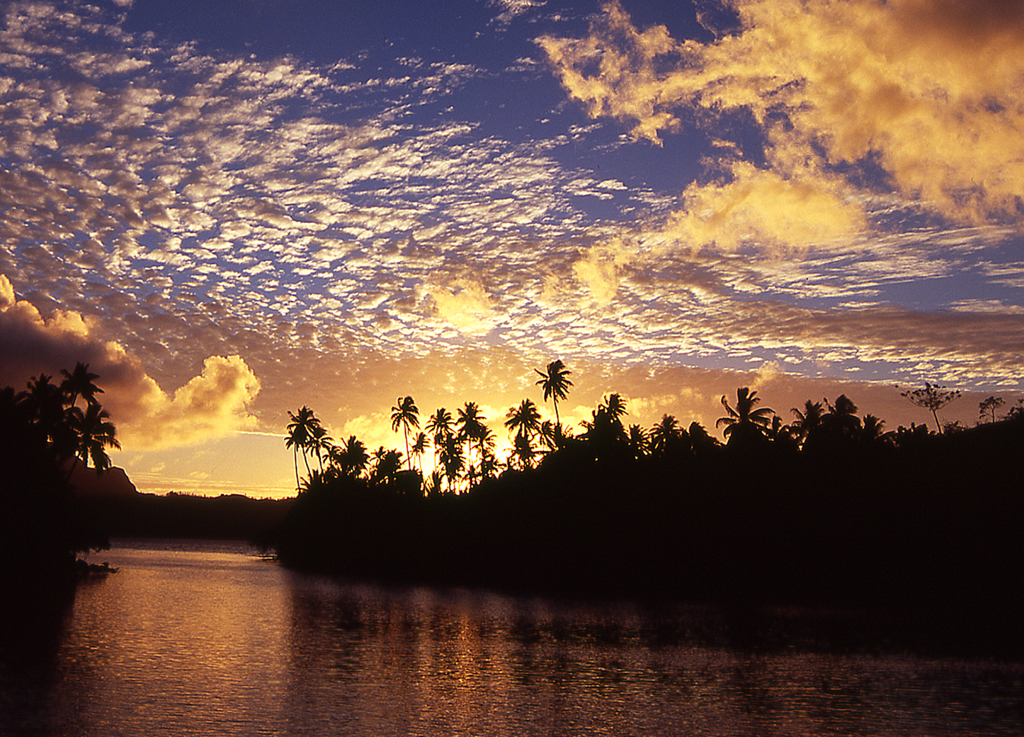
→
(0, 363, 117, 595)
(270, 369, 1024, 627)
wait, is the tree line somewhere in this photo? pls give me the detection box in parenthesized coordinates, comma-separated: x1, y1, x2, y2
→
(284, 359, 1018, 497)
(274, 361, 1024, 616)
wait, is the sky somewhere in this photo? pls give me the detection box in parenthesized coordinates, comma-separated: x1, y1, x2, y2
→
(1, 0, 1022, 498)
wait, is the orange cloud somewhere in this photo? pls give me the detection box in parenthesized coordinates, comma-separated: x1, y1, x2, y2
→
(0, 274, 260, 449)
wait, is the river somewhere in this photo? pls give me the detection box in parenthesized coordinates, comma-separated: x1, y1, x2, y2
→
(1, 539, 1022, 736)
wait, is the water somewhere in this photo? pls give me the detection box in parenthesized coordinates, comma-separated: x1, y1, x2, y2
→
(2, 540, 1023, 736)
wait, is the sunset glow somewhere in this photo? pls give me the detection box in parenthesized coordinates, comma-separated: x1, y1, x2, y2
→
(1, 0, 1022, 497)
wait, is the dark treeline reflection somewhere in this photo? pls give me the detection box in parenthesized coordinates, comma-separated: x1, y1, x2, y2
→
(272, 382, 1024, 632)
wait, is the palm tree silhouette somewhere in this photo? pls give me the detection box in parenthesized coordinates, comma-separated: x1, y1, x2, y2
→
(649, 414, 681, 457)
(601, 393, 628, 423)
(535, 359, 573, 428)
(456, 402, 487, 487)
(60, 362, 103, 409)
(716, 387, 773, 445)
(860, 414, 892, 446)
(371, 447, 403, 487)
(626, 424, 649, 460)
(791, 400, 824, 447)
(504, 398, 541, 467)
(425, 407, 454, 470)
(285, 406, 320, 489)
(309, 423, 333, 472)
(438, 433, 464, 493)
(331, 435, 369, 478)
(68, 403, 120, 477)
(391, 396, 420, 471)
(823, 394, 862, 438)
(410, 431, 429, 474)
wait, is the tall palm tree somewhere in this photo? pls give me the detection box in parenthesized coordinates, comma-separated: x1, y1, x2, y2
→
(308, 423, 333, 472)
(456, 402, 487, 486)
(716, 387, 774, 445)
(60, 361, 103, 409)
(285, 406, 320, 489)
(68, 403, 120, 477)
(390, 396, 420, 471)
(410, 431, 429, 474)
(425, 407, 454, 470)
(438, 433, 464, 493)
(505, 399, 544, 462)
(535, 359, 573, 427)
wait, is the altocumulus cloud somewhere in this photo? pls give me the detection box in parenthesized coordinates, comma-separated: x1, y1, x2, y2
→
(0, 275, 260, 449)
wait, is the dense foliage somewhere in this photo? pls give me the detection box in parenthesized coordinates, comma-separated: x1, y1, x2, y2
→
(0, 363, 117, 591)
(273, 369, 1024, 616)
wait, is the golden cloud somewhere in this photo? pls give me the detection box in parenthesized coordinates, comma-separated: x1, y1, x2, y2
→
(541, 0, 1024, 247)
(430, 278, 497, 334)
(572, 237, 635, 305)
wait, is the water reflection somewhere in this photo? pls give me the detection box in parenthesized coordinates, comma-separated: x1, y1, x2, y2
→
(281, 573, 1024, 736)
(2, 541, 1023, 736)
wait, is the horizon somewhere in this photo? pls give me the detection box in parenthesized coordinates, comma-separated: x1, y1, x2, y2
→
(2, 0, 1022, 499)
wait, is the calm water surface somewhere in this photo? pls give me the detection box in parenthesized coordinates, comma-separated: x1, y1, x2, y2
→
(2, 539, 1023, 736)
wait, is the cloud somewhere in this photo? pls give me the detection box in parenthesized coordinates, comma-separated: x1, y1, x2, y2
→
(0, 275, 260, 449)
(572, 238, 634, 305)
(429, 278, 498, 334)
(540, 0, 1024, 248)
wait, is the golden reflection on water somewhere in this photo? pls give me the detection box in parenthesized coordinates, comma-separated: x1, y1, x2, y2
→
(3, 541, 1022, 737)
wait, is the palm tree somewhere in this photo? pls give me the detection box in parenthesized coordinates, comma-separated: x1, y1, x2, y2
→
(438, 434, 465, 493)
(716, 387, 774, 445)
(535, 359, 573, 426)
(60, 361, 103, 409)
(601, 393, 628, 423)
(425, 407, 454, 470)
(285, 406, 320, 488)
(331, 435, 369, 478)
(456, 402, 487, 486)
(823, 394, 862, 438)
(861, 414, 892, 446)
(68, 403, 120, 477)
(626, 424, 649, 460)
(391, 396, 420, 470)
(370, 447, 403, 487)
(410, 431, 429, 474)
(308, 423, 333, 472)
(505, 398, 541, 470)
(538, 420, 559, 452)
(505, 398, 541, 439)
(23, 374, 67, 441)
(477, 426, 499, 480)
(649, 414, 681, 457)
(791, 400, 824, 447)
